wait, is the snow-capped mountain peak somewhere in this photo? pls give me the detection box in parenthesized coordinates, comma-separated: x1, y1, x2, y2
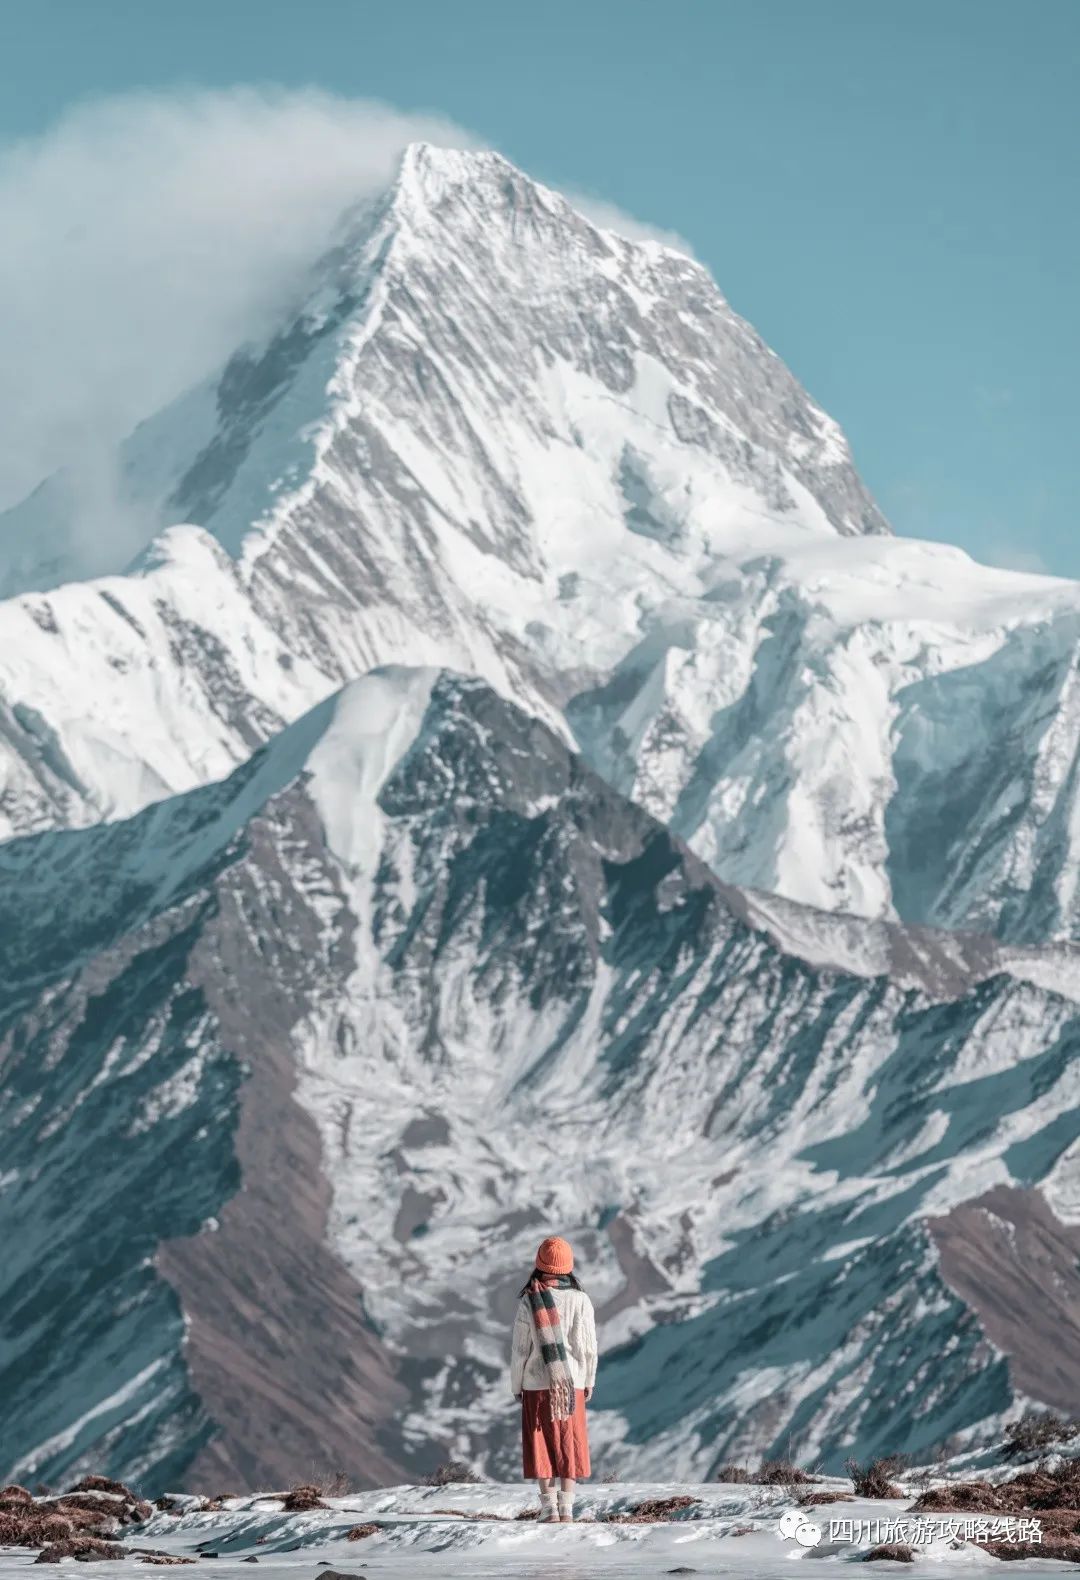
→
(3, 144, 1080, 953)
(0, 143, 887, 600)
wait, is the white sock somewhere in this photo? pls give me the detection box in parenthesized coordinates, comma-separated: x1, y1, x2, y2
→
(557, 1490, 574, 1519)
(540, 1489, 558, 1519)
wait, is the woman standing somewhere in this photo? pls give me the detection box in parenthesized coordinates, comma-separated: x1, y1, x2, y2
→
(510, 1236, 598, 1524)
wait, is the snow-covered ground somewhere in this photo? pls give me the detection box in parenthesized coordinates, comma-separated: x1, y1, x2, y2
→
(1, 1482, 1069, 1577)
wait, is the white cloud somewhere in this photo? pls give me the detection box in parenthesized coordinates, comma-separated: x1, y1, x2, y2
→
(0, 87, 692, 585)
(0, 86, 476, 554)
(567, 189, 696, 258)
(982, 541, 1050, 575)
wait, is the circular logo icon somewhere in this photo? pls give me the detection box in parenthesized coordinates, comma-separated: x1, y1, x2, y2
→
(777, 1509, 823, 1546)
(794, 1517, 822, 1547)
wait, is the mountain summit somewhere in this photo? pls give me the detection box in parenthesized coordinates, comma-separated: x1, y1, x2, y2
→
(2, 144, 1080, 943)
(165, 138, 890, 558)
(0, 140, 889, 604)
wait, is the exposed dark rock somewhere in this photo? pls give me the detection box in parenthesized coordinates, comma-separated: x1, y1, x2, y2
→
(928, 1187, 1080, 1416)
(157, 794, 407, 1493)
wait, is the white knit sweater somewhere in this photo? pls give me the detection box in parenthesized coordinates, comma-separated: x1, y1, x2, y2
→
(510, 1287, 599, 1395)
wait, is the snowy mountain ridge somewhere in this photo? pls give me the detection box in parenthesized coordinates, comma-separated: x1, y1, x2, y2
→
(4, 666, 1080, 1491)
(0, 143, 884, 597)
(2, 145, 1080, 943)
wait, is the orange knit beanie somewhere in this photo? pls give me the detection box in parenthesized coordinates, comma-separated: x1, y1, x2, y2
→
(536, 1236, 574, 1275)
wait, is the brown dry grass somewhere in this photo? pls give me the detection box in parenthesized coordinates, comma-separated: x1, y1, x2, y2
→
(910, 1480, 1016, 1513)
(716, 1459, 813, 1486)
(427, 1509, 505, 1522)
(1002, 1412, 1079, 1459)
(758, 1459, 814, 1485)
(281, 1485, 327, 1512)
(602, 1495, 700, 1523)
(980, 1539, 1080, 1562)
(423, 1462, 482, 1487)
(846, 1457, 905, 1499)
(974, 1509, 1080, 1562)
(67, 1478, 138, 1500)
(343, 1523, 380, 1540)
(908, 1461, 1080, 1561)
(0, 1513, 76, 1547)
(33, 1536, 126, 1563)
(55, 1490, 152, 1525)
(630, 1495, 699, 1517)
(862, 1542, 915, 1563)
(911, 1458, 1080, 1515)
(0, 1476, 156, 1556)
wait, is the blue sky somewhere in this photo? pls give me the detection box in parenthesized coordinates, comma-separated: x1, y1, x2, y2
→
(2, 0, 1076, 575)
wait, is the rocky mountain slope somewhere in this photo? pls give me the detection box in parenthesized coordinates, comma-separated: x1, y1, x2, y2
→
(3, 669, 1079, 1491)
(4, 146, 1080, 942)
(4, 144, 1080, 1494)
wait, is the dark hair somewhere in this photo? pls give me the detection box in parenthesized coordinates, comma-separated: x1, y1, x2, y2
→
(519, 1267, 584, 1297)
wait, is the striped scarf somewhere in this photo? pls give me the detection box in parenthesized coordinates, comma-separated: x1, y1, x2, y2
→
(526, 1272, 576, 1420)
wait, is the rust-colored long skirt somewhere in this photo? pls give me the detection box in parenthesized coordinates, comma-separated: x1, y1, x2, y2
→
(521, 1388, 591, 1479)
